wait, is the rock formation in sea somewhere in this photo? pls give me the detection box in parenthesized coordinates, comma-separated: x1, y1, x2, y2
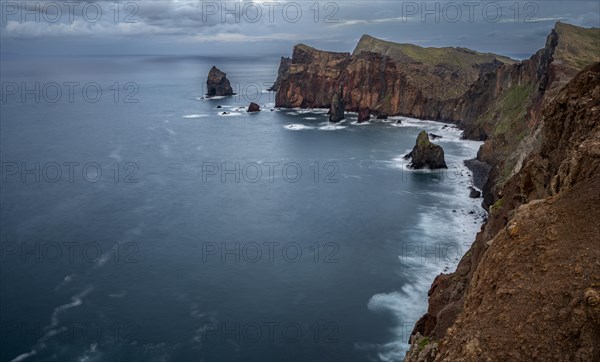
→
(206, 66, 234, 97)
(247, 102, 260, 112)
(328, 85, 345, 123)
(404, 131, 447, 169)
(357, 107, 370, 123)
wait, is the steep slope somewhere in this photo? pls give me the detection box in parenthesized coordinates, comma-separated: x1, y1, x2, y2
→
(405, 62, 600, 362)
(448, 22, 599, 208)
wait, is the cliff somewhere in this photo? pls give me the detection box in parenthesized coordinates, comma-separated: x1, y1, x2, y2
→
(273, 39, 515, 116)
(272, 21, 600, 361)
(273, 23, 599, 208)
(406, 61, 600, 362)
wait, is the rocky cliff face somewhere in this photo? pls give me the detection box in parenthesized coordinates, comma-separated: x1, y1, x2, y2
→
(405, 61, 600, 362)
(273, 39, 514, 117)
(274, 23, 598, 208)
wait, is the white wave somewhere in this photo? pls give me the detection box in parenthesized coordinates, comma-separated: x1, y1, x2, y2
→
(371, 121, 486, 360)
(12, 287, 95, 362)
(51, 286, 94, 326)
(350, 121, 372, 126)
(109, 291, 127, 298)
(284, 124, 314, 131)
(319, 124, 347, 131)
(219, 112, 242, 117)
(182, 114, 207, 119)
(304, 117, 317, 120)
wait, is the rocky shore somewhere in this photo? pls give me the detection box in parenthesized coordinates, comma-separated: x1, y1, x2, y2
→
(271, 21, 600, 361)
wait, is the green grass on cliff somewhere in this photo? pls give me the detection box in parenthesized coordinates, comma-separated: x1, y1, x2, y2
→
(554, 22, 600, 70)
(493, 84, 535, 135)
(353, 34, 516, 69)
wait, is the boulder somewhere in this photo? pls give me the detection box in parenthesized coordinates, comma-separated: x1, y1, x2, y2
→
(405, 131, 447, 169)
(468, 186, 481, 198)
(247, 102, 260, 112)
(376, 113, 388, 120)
(206, 66, 234, 97)
(357, 107, 370, 123)
(329, 85, 345, 123)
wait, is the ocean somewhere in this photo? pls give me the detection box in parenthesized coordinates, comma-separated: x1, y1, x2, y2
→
(0, 54, 485, 362)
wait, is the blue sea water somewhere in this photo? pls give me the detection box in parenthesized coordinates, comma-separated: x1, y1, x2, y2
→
(0, 55, 485, 362)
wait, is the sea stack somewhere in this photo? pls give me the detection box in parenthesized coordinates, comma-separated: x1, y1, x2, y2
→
(358, 107, 370, 123)
(404, 131, 447, 169)
(329, 85, 345, 123)
(247, 102, 260, 112)
(206, 66, 234, 97)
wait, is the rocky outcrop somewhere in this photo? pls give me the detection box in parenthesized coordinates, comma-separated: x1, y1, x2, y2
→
(405, 62, 600, 361)
(273, 24, 598, 209)
(328, 85, 345, 123)
(272, 40, 514, 117)
(405, 131, 447, 169)
(358, 107, 370, 123)
(206, 66, 234, 97)
(247, 102, 260, 112)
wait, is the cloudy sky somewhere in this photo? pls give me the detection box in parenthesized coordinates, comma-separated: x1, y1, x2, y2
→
(1, 0, 599, 58)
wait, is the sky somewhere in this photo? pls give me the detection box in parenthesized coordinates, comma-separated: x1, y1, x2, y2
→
(1, 0, 599, 59)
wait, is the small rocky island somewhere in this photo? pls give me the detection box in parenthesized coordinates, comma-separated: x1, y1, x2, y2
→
(206, 66, 234, 97)
(247, 102, 260, 112)
(404, 131, 447, 169)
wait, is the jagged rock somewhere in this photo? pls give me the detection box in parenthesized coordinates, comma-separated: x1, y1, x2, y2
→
(221, 112, 229, 115)
(216, 105, 222, 108)
(206, 66, 234, 97)
(429, 133, 442, 140)
(247, 102, 260, 112)
(376, 113, 388, 120)
(396, 120, 402, 124)
(468, 186, 481, 198)
(329, 85, 345, 123)
(358, 107, 370, 123)
(406, 131, 447, 169)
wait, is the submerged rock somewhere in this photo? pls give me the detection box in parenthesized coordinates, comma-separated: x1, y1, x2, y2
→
(206, 66, 234, 97)
(358, 107, 370, 123)
(247, 102, 260, 112)
(329, 85, 345, 123)
(405, 131, 447, 169)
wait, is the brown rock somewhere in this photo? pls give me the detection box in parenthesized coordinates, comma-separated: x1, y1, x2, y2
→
(357, 107, 370, 123)
(247, 102, 260, 112)
(206, 66, 234, 97)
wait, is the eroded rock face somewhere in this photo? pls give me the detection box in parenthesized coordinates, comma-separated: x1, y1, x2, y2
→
(405, 131, 447, 169)
(405, 63, 600, 362)
(206, 66, 234, 97)
(247, 102, 260, 112)
(329, 85, 345, 123)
